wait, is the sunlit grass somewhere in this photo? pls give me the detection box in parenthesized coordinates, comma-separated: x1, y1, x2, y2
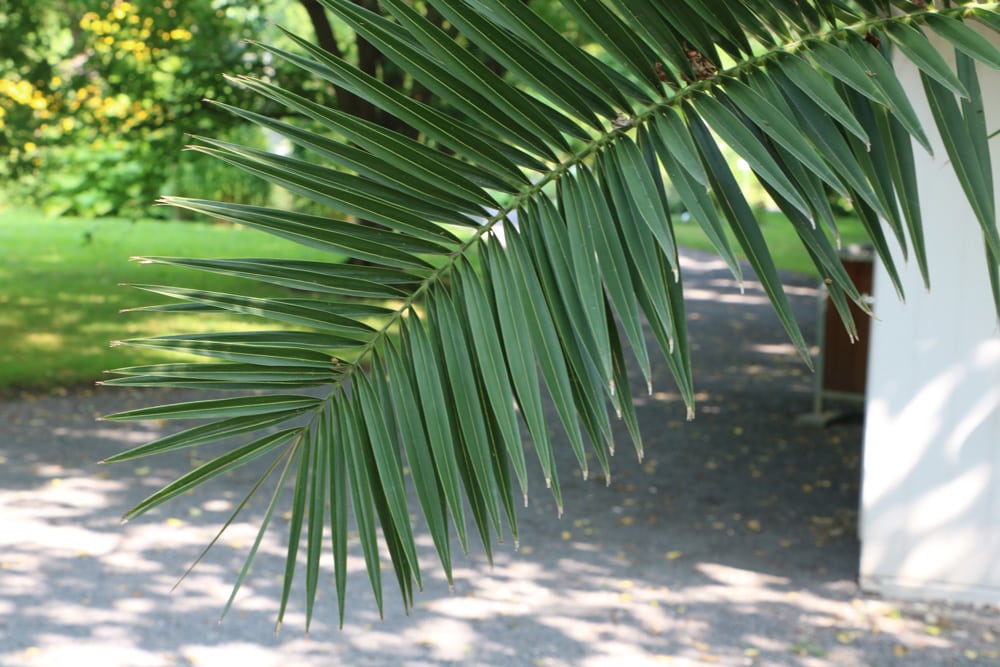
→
(0, 207, 334, 394)
(672, 209, 870, 277)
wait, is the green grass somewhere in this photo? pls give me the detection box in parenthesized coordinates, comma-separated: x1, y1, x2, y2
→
(0, 206, 869, 395)
(0, 207, 333, 395)
(671, 209, 872, 276)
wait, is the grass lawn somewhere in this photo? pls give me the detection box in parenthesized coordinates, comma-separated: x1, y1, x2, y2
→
(671, 209, 872, 276)
(0, 205, 869, 396)
(0, 207, 333, 395)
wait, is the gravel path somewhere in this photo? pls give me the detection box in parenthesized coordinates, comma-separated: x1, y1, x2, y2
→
(1, 249, 997, 666)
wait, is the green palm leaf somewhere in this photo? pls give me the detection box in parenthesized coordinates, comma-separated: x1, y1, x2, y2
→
(105, 0, 1000, 627)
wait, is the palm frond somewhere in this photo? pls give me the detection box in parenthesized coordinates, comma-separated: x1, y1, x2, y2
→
(104, 0, 1000, 627)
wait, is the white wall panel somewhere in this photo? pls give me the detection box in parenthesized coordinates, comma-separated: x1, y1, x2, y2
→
(860, 29, 1000, 604)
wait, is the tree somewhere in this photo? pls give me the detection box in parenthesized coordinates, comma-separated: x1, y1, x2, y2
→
(0, 0, 569, 216)
(0, 0, 275, 214)
(101, 0, 1000, 629)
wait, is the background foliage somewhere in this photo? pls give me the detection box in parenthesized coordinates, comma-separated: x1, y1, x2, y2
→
(0, 0, 579, 217)
(1, 0, 272, 215)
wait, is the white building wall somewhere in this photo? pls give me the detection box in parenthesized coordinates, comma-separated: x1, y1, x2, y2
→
(860, 31, 1000, 604)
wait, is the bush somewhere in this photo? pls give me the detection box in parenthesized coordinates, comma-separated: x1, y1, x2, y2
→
(166, 124, 274, 214)
(7, 124, 274, 219)
(8, 136, 162, 218)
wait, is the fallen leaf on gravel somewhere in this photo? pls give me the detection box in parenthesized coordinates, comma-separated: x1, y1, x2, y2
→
(924, 625, 942, 636)
(791, 641, 826, 657)
(964, 650, 979, 660)
(836, 632, 856, 644)
(747, 519, 761, 532)
(665, 550, 683, 560)
(893, 644, 909, 657)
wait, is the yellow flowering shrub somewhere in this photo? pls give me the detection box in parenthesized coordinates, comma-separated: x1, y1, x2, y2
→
(2, 0, 283, 216)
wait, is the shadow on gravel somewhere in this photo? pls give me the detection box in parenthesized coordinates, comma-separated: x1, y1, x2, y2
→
(2, 250, 996, 666)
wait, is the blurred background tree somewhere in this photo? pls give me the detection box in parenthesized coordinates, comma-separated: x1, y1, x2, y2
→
(2, 0, 277, 215)
(0, 0, 585, 218)
(1, 0, 578, 217)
